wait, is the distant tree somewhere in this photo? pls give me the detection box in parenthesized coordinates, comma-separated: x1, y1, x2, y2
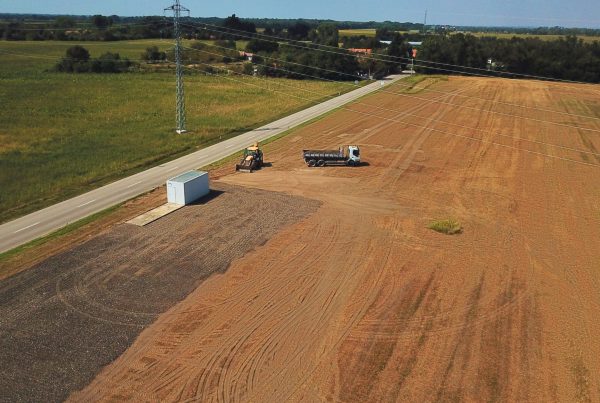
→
(55, 45, 90, 73)
(214, 39, 237, 50)
(246, 39, 279, 53)
(314, 23, 339, 47)
(54, 16, 76, 28)
(3, 22, 26, 40)
(341, 35, 380, 49)
(243, 62, 255, 75)
(92, 15, 113, 30)
(175, 41, 239, 68)
(67, 45, 90, 62)
(55, 46, 133, 73)
(375, 27, 394, 41)
(222, 14, 256, 37)
(141, 46, 167, 63)
(90, 52, 132, 73)
(386, 33, 411, 70)
(287, 22, 311, 40)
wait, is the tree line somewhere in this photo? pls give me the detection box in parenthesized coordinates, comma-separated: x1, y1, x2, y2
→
(54, 45, 133, 73)
(26, 12, 600, 83)
(419, 34, 600, 83)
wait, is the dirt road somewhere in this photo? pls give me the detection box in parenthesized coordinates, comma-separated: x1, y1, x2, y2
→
(68, 76, 600, 401)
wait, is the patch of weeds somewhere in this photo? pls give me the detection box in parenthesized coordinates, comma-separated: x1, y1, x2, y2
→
(428, 219, 463, 235)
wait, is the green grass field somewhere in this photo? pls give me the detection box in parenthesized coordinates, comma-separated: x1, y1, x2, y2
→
(0, 40, 351, 223)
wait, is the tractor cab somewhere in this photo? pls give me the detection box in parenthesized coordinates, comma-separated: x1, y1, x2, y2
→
(236, 143, 264, 172)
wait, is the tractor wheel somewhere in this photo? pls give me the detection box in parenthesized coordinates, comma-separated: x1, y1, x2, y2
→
(308, 159, 316, 167)
(317, 160, 325, 167)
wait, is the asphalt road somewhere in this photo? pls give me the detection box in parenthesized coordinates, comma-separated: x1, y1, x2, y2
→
(0, 74, 406, 254)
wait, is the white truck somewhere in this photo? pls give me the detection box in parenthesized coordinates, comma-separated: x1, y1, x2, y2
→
(302, 146, 361, 167)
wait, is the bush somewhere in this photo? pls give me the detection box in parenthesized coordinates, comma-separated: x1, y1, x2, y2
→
(141, 46, 167, 63)
(214, 40, 237, 50)
(66, 45, 90, 62)
(90, 52, 132, 73)
(55, 45, 90, 72)
(55, 46, 132, 73)
(246, 39, 279, 53)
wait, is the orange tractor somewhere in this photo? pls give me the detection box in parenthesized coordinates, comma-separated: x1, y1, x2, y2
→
(235, 143, 264, 173)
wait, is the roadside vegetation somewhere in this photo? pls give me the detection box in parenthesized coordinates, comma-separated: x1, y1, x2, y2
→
(428, 219, 463, 235)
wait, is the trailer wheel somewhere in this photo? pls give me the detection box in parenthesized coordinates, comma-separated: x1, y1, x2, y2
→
(308, 159, 316, 167)
(317, 160, 325, 167)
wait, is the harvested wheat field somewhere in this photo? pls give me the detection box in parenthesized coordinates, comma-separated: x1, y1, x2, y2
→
(69, 77, 600, 401)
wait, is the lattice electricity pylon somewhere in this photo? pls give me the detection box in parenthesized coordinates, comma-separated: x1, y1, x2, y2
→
(164, 0, 190, 134)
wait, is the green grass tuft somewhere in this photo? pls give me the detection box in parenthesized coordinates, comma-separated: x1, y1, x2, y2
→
(428, 219, 462, 235)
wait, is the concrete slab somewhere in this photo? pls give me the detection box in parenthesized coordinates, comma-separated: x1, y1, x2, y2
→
(127, 203, 183, 226)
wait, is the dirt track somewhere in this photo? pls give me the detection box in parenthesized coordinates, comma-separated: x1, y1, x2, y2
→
(0, 184, 319, 403)
(20, 77, 600, 402)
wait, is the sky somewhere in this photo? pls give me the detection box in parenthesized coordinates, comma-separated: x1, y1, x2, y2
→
(1, 0, 599, 28)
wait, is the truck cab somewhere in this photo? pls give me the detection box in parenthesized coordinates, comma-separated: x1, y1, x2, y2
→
(348, 146, 360, 166)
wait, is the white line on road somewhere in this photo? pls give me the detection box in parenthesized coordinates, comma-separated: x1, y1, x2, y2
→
(165, 166, 180, 172)
(225, 144, 237, 149)
(13, 222, 40, 234)
(126, 181, 143, 188)
(76, 199, 96, 208)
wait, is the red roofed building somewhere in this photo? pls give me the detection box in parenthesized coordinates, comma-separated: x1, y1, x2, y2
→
(347, 48, 372, 54)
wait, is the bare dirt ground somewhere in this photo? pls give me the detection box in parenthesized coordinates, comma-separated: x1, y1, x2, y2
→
(69, 76, 600, 402)
(0, 184, 319, 402)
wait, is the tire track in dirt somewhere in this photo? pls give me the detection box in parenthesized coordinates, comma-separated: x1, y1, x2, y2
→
(67, 77, 600, 403)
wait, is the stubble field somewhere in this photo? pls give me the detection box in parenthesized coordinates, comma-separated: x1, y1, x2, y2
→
(1, 74, 600, 402)
(65, 75, 600, 401)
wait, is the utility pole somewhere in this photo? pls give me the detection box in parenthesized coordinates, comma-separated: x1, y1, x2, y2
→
(165, 0, 190, 134)
(423, 9, 428, 33)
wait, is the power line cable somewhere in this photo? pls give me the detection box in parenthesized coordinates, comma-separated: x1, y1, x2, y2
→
(188, 21, 600, 101)
(3, 38, 598, 137)
(175, 41, 600, 133)
(189, 38, 600, 122)
(4, 38, 598, 133)
(182, 21, 600, 86)
(180, 47, 600, 158)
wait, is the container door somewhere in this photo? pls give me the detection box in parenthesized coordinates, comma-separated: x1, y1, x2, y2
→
(167, 183, 177, 203)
